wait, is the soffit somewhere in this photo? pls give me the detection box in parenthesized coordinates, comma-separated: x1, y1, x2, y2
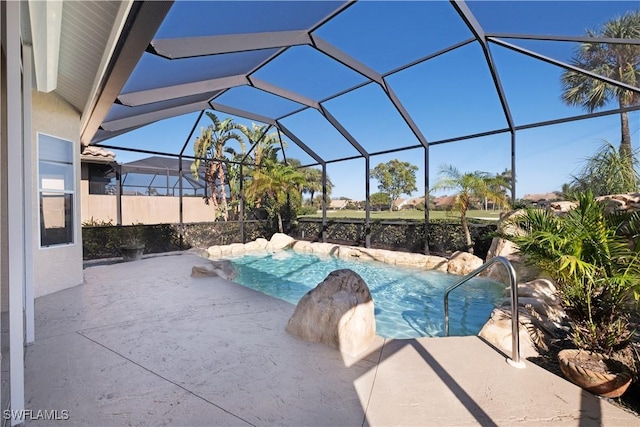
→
(54, 0, 124, 113)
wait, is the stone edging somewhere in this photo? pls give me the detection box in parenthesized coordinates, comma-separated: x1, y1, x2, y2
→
(203, 233, 486, 276)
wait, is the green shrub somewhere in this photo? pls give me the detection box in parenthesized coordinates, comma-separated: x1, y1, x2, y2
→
(503, 191, 640, 355)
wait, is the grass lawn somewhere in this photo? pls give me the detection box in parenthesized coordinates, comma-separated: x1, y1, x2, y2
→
(298, 209, 503, 221)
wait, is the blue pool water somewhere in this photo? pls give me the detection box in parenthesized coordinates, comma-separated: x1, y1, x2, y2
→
(225, 251, 504, 339)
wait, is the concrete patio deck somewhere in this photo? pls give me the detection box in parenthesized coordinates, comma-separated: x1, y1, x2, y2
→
(25, 253, 638, 426)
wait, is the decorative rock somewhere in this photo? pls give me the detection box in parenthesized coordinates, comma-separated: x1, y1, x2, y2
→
(244, 238, 268, 252)
(447, 251, 483, 275)
(336, 246, 366, 260)
(357, 248, 383, 262)
(596, 193, 640, 213)
(291, 240, 313, 253)
(500, 297, 564, 323)
(203, 237, 501, 280)
(191, 260, 236, 280)
(424, 255, 449, 272)
(393, 252, 427, 268)
(207, 246, 222, 258)
(479, 278, 566, 359)
(286, 269, 375, 357)
(481, 237, 540, 284)
(308, 242, 340, 254)
(485, 236, 519, 262)
(496, 209, 529, 236)
(549, 200, 577, 213)
(478, 308, 540, 359)
(266, 233, 295, 250)
(506, 279, 559, 305)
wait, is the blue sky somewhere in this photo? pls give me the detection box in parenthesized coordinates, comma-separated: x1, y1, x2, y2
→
(105, 1, 639, 200)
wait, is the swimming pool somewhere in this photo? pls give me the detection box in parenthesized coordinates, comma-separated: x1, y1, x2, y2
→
(224, 250, 504, 339)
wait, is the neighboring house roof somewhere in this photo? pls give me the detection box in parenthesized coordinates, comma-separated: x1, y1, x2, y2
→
(81, 145, 116, 164)
(121, 156, 199, 175)
(405, 197, 425, 206)
(329, 199, 349, 209)
(434, 196, 456, 207)
(393, 198, 407, 208)
(522, 193, 562, 202)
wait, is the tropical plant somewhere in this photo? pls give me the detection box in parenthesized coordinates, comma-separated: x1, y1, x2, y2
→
(191, 112, 243, 221)
(371, 159, 418, 211)
(238, 123, 280, 167)
(286, 159, 333, 207)
(224, 146, 247, 220)
(504, 191, 640, 355)
(569, 141, 639, 196)
(302, 168, 333, 206)
(484, 169, 512, 210)
(560, 10, 640, 171)
(244, 156, 306, 233)
(433, 165, 510, 254)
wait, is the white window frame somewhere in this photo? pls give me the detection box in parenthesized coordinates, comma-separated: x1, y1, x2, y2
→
(37, 132, 76, 248)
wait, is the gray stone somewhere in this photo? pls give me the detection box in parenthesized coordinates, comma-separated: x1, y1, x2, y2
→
(286, 269, 375, 357)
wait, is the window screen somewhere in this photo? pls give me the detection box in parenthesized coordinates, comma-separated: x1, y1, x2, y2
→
(38, 134, 75, 247)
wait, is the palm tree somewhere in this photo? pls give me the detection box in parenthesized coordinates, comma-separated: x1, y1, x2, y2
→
(570, 140, 639, 196)
(433, 165, 509, 254)
(224, 145, 247, 220)
(238, 123, 281, 168)
(560, 11, 640, 170)
(244, 157, 306, 233)
(483, 169, 512, 210)
(191, 112, 243, 221)
(280, 158, 333, 207)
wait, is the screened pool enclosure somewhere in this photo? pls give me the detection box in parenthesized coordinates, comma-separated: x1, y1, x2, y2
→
(84, 0, 640, 252)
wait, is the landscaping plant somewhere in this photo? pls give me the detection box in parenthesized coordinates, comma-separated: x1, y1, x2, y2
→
(503, 190, 640, 356)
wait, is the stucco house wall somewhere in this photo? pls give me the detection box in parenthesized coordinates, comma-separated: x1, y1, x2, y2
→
(31, 91, 83, 298)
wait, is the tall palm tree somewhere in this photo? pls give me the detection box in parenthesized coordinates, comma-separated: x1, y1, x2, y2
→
(191, 112, 243, 221)
(224, 145, 247, 220)
(560, 11, 640, 170)
(238, 123, 281, 168)
(236, 122, 282, 211)
(433, 165, 509, 254)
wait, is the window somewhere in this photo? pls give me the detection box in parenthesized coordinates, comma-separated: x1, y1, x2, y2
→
(38, 134, 75, 247)
(87, 163, 116, 195)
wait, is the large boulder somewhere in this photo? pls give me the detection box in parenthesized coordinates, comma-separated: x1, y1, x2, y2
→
(483, 211, 541, 283)
(479, 278, 566, 358)
(266, 233, 295, 250)
(191, 260, 236, 280)
(286, 269, 375, 356)
(596, 193, 640, 213)
(478, 308, 540, 359)
(483, 237, 541, 284)
(447, 251, 483, 275)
